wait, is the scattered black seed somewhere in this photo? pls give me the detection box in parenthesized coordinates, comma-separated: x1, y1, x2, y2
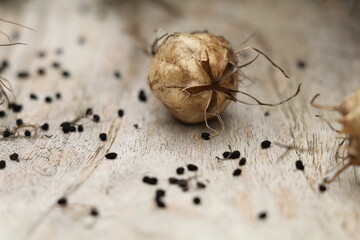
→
(16, 119, 23, 126)
(156, 189, 165, 198)
(17, 71, 29, 79)
(60, 122, 71, 133)
(233, 168, 242, 176)
(77, 125, 84, 132)
(155, 197, 166, 208)
(134, 124, 138, 129)
(69, 126, 76, 132)
(24, 130, 31, 137)
(143, 176, 158, 185)
(319, 184, 327, 192)
(61, 70, 70, 78)
(45, 96, 52, 103)
(193, 197, 201, 205)
(37, 68, 46, 76)
(0, 160, 6, 169)
(264, 111, 270, 117)
(9, 103, 23, 113)
(138, 90, 147, 102)
(38, 51, 46, 58)
(29, 94, 38, 101)
(52, 62, 60, 68)
(239, 157, 247, 166)
(168, 177, 178, 184)
(90, 207, 99, 217)
(258, 211, 267, 220)
(105, 152, 117, 159)
(93, 114, 100, 122)
(114, 71, 121, 79)
(57, 197, 67, 206)
(85, 108, 93, 116)
(3, 129, 11, 137)
(297, 60, 306, 69)
(117, 109, 124, 118)
(295, 160, 305, 171)
(99, 133, 107, 141)
(201, 132, 210, 140)
(41, 123, 49, 131)
(56, 48, 63, 55)
(0, 59, 9, 73)
(197, 182, 206, 189)
(177, 179, 188, 188)
(0, 110, 5, 118)
(176, 167, 185, 175)
(229, 150, 241, 159)
(222, 151, 230, 158)
(261, 140, 271, 149)
(187, 164, 198, 171)
(55, 92, 62, 99)
(9, 153, 19, 162)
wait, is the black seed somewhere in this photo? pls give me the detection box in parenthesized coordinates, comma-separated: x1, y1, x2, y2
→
(17, 71, 29, 79)
(37, 68, 46, 76)
(261, 140, 271, 149)
(16, 119, 23, 126)
(156, 189, 165, 197)
(295, 160, 304, 171)
(99, 133, 107, 141)
(85, 108, 93, 116)
(9, 153, 19, 162)
(9, 103, 23, 113)
(239, 157, 247, 166)
(105, 152, 117, 159)
(69, 126, 76, 132)
(197, 182, 206, 189)
(138, 90, 147, 102)
(155, 198, 166, 208)
(193, 197, 201, 205)
(134, 124, 138, 129)
(52, 62, 61, 68)
(168, 177, 178, 184)
(38, 51, 46, 58)
(93, 114, 100, 122)
(30, 93, 38, 100)
(24, 130, 31, 137)
(0, 110, 6, 118)
(319, 184, 327, 192)
(117, 109, 124, 118)
(187, 164, 198, 171)
(176, 167, 185, 175)
(45, 96, 52, 103)
(57, 197, 67, 206)
(258, 211, 267, 219)
(114, 71, 121, 79)
(0, 160, 6, 169)
(229, 150, 241, 159)
(297, 60, 306, 69)
(55, 92, 62, 99)
(1, 59, 9, 69)
(143, 176, 158, 185)
(233, 168, 242, 176)
(90, 207, 99, 217)
(222, 151, 230, 158)
(201, 132, 210, 140)
(264, 111, 270, 116)
(77, 125, 84, 132)
(41, 123, 49, 131)
(62, 70, 70, 78)
(3, 130, 11, 137)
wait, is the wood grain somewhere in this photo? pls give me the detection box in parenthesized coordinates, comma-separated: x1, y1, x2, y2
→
(0, 0, 359, 239)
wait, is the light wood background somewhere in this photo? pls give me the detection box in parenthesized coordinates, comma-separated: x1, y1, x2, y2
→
(0, 0, 359, 239)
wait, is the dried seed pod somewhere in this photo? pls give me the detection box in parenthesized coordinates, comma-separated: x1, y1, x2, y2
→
(311, 88, 360, 183)
(148, 32, 300, 136)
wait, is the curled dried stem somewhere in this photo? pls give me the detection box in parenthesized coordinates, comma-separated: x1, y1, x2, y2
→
(310, 94, 340, 112)
(315, 115, 341, 133)
(323, 160, 352, 184)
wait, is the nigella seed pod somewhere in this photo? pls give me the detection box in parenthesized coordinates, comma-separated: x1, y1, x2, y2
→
(148, 32, 300, 136)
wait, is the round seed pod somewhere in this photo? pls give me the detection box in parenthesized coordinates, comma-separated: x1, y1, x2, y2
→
(148, 33, 238, 124)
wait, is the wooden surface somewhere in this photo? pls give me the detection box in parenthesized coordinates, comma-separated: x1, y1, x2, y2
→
(0, 0, 359, 239)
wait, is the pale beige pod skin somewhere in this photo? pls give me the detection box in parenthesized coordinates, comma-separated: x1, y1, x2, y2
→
(311, 88, 360, 183)
(148, 33, 238, 125)
(148, 32, 299, 135)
